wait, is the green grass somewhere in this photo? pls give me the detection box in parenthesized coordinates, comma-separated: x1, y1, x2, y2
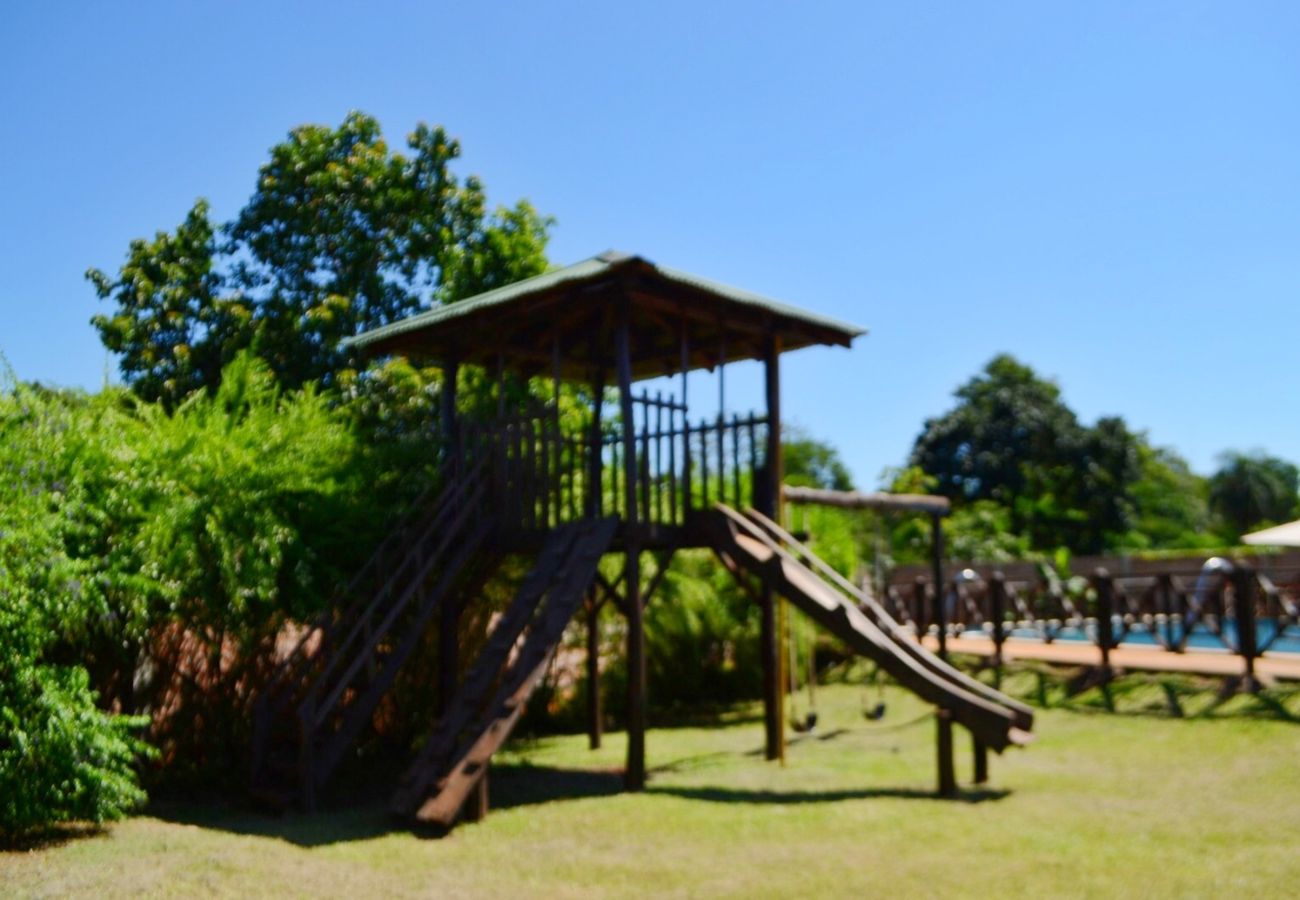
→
(4, 683, 1299, 898)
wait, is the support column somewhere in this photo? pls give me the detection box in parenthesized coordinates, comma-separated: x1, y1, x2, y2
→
(936, 708, 956, 797)
(440, 358, 460, 471)
(437, 358, 461, 720)
(930, 513, 947, 660)
(973, 740, 989, 785)
(760, 332, 783, 762)
(617, 311, 646, 791)
(586, 587, 603, 750)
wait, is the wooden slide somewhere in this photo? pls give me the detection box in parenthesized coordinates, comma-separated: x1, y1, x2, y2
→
(706, 504, 1033, 752)
(391, 516, 619, 827)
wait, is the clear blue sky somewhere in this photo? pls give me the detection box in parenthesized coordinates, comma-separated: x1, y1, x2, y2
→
(2, 2, 1297, 486)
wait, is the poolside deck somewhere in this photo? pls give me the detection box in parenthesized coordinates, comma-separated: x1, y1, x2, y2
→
(918, 634, 1300, 682)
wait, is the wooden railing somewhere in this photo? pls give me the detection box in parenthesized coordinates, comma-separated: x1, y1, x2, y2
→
(458, 393, 770, 532)
(882, 563, 1300, 675)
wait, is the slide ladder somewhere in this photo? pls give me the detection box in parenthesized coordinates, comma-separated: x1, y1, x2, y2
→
(251, 461, 493, 810)
(705, 504, 1032, 752)
(391, 515, 619, 827)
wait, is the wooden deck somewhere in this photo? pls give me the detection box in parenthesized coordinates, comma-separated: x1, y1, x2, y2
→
(918, 634, 1300, 681)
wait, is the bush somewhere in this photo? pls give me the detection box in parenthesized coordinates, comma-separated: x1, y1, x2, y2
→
(0, 658, 152, 840)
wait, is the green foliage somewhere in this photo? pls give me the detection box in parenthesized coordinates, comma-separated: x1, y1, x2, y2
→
(0, 353, 409, 833)
(783, 428, 854, 491)
(911, 355, 1141, 554)
(644, 552, 762, 707)
(89, 111, 552, 405)
(1118, 444, 1214, 550)
(1208, 451, 1300, 539)
(0, 661, 153, 840)
(0, 373, 152, 839)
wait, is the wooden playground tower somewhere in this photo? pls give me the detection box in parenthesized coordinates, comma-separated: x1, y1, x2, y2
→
(250, 251, 1032, 829)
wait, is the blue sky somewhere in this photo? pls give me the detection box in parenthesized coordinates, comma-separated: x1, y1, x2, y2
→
(2, 2, 1297, 485)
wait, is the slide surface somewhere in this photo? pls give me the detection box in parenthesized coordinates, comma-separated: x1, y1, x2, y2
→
(707, 505, 1033, 751)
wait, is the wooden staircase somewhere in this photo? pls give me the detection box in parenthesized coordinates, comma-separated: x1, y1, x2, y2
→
(390, 516, 618, 828)
(250, 461, 492, 810)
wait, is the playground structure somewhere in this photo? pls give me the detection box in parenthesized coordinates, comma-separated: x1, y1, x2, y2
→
(249, 251, 1034, 829)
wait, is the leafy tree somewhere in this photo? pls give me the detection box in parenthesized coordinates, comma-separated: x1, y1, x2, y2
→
(783, 428, 854, 491)
(89, 112, 551, 405)
(910, 354, 1139, 553)
(1120, 444, 1213, 550)
(910, 354, 1078, 509)
(1208, 451, 1300, 537)
(0, 373, 153, 840)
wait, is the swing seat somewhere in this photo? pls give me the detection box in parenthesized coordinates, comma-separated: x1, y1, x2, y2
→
(790, 711, 818, 733)
(863, 702, 887, 721)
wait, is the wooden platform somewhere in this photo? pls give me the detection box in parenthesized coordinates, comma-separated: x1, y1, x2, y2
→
(918, 634, 1300, 681)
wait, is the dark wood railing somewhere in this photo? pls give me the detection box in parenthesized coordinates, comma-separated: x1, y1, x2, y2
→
(883, 564, 1300, 677)
(459, 392, 769, 533)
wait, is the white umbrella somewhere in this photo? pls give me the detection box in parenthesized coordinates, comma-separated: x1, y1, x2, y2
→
(1242, 519, 1300, 547)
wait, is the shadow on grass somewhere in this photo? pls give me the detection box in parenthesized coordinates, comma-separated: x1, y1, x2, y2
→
(647, 784, 1010, 805)
(144, 753, 997, 848)
(1, 823, 106, 852)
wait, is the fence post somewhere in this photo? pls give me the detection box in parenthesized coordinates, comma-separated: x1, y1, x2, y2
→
(936, 708, 956, 798)
(1092, 568, 1114, 676)
(990, 571, 1006, 688)
(1158, 573, 1175, 650)
(1232, 563, 1258, 690)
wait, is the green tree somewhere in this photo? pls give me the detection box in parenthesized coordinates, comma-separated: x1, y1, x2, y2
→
(1208, 451, 1300, 538)
(1120, 444, 1213, 549)
(910, 355, 1139, 553)
(783, 428, 855, 490)
(89, 112, 551, 405)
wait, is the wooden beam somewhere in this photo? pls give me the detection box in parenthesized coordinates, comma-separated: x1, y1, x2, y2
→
(586, 585, 602, 750)
(783, 486, 952, 515)
(759, 332, 783, 763)
(617, 308, 646, 792)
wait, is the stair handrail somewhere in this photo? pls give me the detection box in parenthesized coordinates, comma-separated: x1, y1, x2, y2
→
(258, 468, 457, 709)
(303, 468, 488, 727)
(257, 457, 486, 733)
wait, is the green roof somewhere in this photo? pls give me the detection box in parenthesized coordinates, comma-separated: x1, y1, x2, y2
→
(347, 250, 865, 383)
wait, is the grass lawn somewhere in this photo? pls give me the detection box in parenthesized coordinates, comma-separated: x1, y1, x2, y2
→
(4, 681, 1298, 898)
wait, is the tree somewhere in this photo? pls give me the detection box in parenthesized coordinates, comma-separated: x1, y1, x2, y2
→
(89, 112, 551, 405)
(1208, 451, 1300, 538)
(1120, 444, 1213, 550)
(783, 428, 855, 491)
(910, 354, 1080, 509)
(909, 355, 1139, 553)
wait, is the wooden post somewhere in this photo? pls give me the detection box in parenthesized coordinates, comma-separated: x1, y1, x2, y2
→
(1232, 564, 1259, 689)
(913, 575, 928, 636)
(989, 571, 1006, 688)
(759, 332, 783, 762)
(586, 587, 602, 750)
(936, 708, 956, 798)
(437, 358, 461, 719)
(440, 358, 460, 473)
(617, 311, 646, 791)
(587, 373, 605, 519)
(464, 770, 489, 822)
(931, 513, 947, 660)
(973, 739, 989, 785)
(1093, 568, 1113, 675)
